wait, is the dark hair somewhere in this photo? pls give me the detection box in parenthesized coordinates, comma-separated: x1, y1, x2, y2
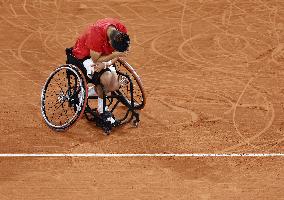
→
(110, 30, 130, 52)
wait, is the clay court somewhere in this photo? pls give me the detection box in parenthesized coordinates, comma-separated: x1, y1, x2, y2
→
(0, 0, 284, 199)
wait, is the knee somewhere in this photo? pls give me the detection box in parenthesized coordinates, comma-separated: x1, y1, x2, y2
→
(110, 73, 120, 91)
(100, 72, 119, 92)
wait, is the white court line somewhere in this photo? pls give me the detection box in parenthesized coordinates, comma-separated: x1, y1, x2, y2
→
(0, 153, 283, 157)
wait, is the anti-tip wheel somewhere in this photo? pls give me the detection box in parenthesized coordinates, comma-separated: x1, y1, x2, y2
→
(132, 119, 139, 127)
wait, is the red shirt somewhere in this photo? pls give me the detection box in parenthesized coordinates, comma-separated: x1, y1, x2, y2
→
(72, 18, 127, 59)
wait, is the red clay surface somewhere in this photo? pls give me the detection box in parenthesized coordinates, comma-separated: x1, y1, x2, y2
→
(0, 0, 284, 199)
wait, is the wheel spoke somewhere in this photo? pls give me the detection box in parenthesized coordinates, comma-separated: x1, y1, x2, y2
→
(41, 65, 87, 129)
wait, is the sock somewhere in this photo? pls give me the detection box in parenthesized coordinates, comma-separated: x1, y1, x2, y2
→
(97, 97, 104, 113)
(97, 97, 109, 113)
(88, 86, 97, 97)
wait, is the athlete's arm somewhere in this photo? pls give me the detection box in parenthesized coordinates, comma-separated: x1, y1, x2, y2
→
(90, 50, 127, 63)
(90, 50, 127, 72)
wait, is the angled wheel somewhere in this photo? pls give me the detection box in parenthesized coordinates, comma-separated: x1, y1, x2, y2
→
(41, 64, 88, 131)
(115, 58, 146, 110)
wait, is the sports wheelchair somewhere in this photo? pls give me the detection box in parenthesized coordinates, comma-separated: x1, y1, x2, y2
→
(40, 48, 146, 134)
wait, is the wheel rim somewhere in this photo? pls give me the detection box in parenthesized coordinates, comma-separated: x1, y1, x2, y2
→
(41, 65, 87, 130)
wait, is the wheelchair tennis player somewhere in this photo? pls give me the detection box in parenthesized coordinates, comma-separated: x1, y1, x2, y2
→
(69, 18, 130, 123)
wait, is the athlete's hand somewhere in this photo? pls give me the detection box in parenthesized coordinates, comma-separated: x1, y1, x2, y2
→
(92, 63, 105, 73)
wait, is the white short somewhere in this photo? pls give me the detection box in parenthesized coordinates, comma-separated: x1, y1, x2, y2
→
(83, 59, 116, 79)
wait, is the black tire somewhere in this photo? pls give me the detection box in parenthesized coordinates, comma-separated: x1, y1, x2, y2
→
(41, 64, 88, 131)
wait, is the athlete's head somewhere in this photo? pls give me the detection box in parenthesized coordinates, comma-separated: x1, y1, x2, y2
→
(110, 30, 130, 52)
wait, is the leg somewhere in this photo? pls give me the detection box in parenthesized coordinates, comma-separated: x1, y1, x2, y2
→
(82, 59, 119, 124)
(96, 71, 120, 98)
(95, 71, 119, 116)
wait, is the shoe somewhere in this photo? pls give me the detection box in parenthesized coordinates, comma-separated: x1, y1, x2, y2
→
(98, 111, 116, 125)
(97, 98, 116, 124)
(107, 116, 116, 124)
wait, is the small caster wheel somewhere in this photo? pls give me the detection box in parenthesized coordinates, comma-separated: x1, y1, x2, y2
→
(102, 123, 112, 135)
(103, 128, 111, 136)
(132, 119, 139, 127)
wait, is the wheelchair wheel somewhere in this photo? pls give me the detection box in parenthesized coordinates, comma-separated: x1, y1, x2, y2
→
(115, 58, 146, 110)
(41, 64, 88, 131)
